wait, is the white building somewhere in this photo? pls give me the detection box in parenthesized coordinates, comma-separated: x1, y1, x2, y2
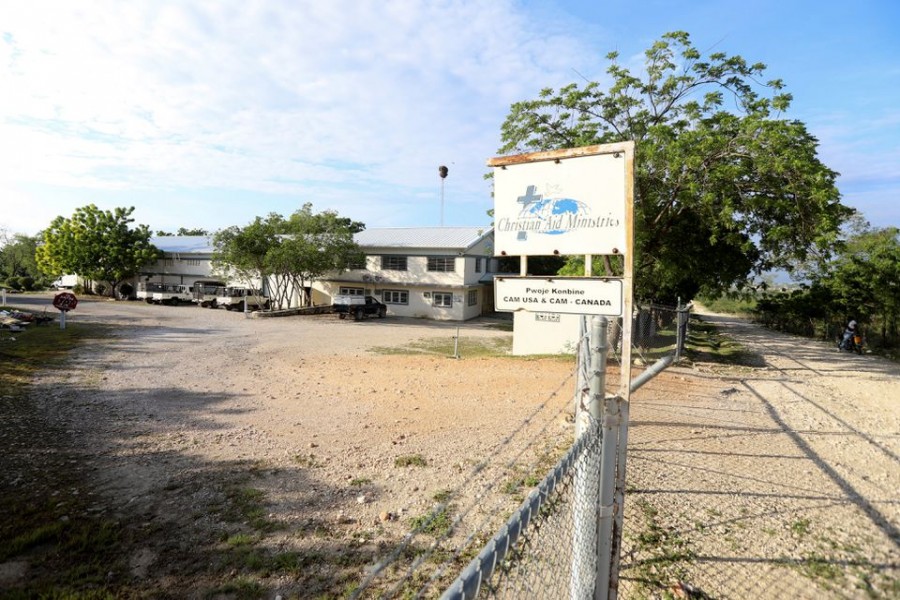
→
(311, 227, 497, 321)
(135, 228, 499, 321)
(137, 236, 221, 287)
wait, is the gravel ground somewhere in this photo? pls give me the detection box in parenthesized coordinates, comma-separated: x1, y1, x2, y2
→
(1, 295, 897, 599)
(618, 311, 900, 599)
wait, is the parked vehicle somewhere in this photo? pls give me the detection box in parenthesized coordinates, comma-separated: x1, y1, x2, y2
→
(332, 295, 387, 320)
(152, 284, 193, 306)
(137, 282, 164, 303)
(192, 279, 227, 308)
(216, 287, 270, 311)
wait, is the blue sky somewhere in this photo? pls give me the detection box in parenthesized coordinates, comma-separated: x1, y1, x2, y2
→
(1, 0, 897, 237)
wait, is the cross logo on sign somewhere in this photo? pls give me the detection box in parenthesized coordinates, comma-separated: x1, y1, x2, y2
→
(516, 185, 542, 216)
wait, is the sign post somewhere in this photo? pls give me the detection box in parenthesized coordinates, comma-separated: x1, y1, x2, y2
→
(53, 292, 78, 330)
(488, 141, 634, 600)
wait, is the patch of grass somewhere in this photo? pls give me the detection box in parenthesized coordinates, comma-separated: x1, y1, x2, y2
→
(432, 489, 452, 502)
(218, 485, 279, 532)
(0, 314, 114, 394)
(790, 518, 811, 537)
(626, 498, 697, 597)
(395, 454, 428, 468)
(225, 533, 256, 547)
(798, 553, 843, 583)
(3, 520, 68, 561)
(373, 336, 511, 358)
(410, 505, 455, 538)
(293, 453, 322, 468)
(204, 577, 264, 599)
(349, 477, 372, 487)
(685, 318, 764, 367)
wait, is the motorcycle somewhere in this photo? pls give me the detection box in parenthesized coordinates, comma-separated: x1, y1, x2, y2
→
(838, 330, 864, 354)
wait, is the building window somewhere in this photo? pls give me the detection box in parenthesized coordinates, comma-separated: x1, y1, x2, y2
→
(347, 256, 367, 270)
(185, 259, 201, 266)
(474, 258, 482, 273)
(339, 287, 364, 296)
(428, 256, 456, 272)
(383, 290, 409, 305)
(382, 255, 408, 271)
(467, 289, 478, 306)
(433, 292, 453, 308)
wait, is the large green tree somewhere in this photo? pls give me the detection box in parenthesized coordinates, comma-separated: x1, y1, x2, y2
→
(498, 31, 853, 302)
(212, 204, 365, 309)
(820, 225, 900, 339)
(36, 205, 160, 297)
(0, 232, 46, 289)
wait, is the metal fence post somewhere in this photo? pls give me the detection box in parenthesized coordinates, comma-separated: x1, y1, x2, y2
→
(571, 316, 607, 600)
(595, 323, 618, 599)
(675, 300, 687, 360)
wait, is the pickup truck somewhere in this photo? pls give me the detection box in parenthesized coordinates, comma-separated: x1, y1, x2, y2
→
(192, 279, 226, 308)
(137, 282, 164, 303)
(151, 284, 193, 305)
(216, 287, 270, 311)
(332, 295, 387, 320)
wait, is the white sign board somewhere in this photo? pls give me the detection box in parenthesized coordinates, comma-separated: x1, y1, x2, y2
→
(493, 152, 627, 256)
(495, 277, 623, 316)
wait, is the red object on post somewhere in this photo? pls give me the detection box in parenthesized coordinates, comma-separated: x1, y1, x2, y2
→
(53, 292, 78, 312)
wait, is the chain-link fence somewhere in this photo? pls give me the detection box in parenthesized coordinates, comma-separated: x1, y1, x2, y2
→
(352, 303, 899, 599)
(435, 305, 690, 599)
(441, 418, 603, 599)
(349, 304, 690, 599)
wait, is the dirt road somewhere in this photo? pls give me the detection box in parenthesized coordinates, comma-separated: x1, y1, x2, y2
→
(2, 296, 897, 598)
(619, 311, 899, 599)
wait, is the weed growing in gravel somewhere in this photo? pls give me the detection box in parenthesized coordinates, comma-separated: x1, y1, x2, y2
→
(625, 499, 697, 596)
(293, 453, 322, 468)
(797, 553, 843, 584)
(395, 454, 427, 467)
(349, 477, 372, 486)
(790, 518, 811, 537)
(204, 577, 264, 599)
(432, 489, 452, 502)
(411, 505, 455, 538)
(217, 485, 280, 533)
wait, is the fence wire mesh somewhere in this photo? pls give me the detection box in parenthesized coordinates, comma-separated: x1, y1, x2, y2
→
(353, 305, 692, 599)
(616, 368, 899, 600)
(441, 418, 603, 600)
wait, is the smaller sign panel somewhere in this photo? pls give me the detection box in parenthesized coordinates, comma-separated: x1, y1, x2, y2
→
(534, 313, 560, 323)
(495, 277, 623, 316)
(53, 292, 78, 312)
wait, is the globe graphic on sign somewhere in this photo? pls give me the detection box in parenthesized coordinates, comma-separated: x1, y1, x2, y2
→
(524, 198, 590, 235)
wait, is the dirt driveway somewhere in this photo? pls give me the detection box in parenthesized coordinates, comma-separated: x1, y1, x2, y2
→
(2, 296, 898, 598)
(619, 311, 899, 599)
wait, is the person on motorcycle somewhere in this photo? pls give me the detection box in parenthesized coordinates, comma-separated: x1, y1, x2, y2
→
(839, 319, 858, 351)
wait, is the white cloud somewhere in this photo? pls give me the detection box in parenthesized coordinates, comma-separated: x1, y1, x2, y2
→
(0, 0, 602, 233)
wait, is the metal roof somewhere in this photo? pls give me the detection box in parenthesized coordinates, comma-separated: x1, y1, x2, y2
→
(149, 227, 492, 255)
(354, 227, 490, 250)
(150, 236, 216, 254)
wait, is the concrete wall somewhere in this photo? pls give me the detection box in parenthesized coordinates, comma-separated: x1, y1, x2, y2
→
(511, 311, 582, 355)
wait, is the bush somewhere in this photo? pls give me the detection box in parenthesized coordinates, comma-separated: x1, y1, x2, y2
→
(19, 276, 34, 291)
(6, 276, 22, 290)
